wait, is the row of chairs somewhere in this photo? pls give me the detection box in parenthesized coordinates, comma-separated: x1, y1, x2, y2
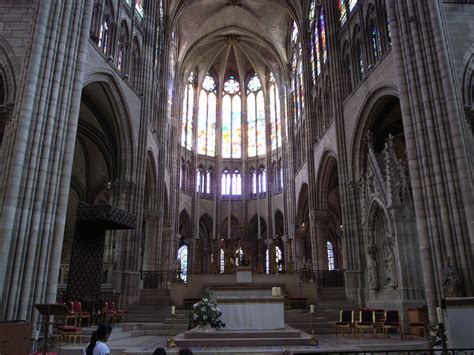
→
(335, 310, 404, 338)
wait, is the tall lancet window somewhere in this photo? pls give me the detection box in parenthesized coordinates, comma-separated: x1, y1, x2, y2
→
(222, 75, 241, 158)
(247, 74, 266, 157)
(309, 1, 320, 82)
(181, 73, 195, 150)
(98, 0, 114, 55)
(117, 22, 129, 73)
(198, 74, 217, 156)
(291, 21, 304, 126)
(270, 74, 282, 151)
(222, 168, 231, 196)
(320, 8, 327, 64)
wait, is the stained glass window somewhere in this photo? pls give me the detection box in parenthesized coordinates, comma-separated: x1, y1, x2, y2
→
(177, 245, 188, 282)
(206, 170, 212, 195)
(291, 21, 304, 126)
(327, 241, 335, 270)
(339, 0, 348, 25)
(135, 0, 144, 19)
(235, 248, 243, 266)
(275, 246, 283, 272)
(258, 167, 267, 194)
(270, 74, 282, 151)
(349, 0, 357, 11)
(309, 1, 320, 82)
(320, 8, 327, 63)
(222, 75, 241, 159)
(247, 74, 266, 157)
(198, 74, 217, 156)
(369, 18, 381, 61)
(220, 249, 225, 273)
(221, 169, 231, 195)
(181, 74, 194, 150)
(232, 169, 241, 195)
(265, 248, 270, 274)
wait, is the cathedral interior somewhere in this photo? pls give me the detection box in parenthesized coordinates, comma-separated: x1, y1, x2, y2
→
(0, 0, 473, 352)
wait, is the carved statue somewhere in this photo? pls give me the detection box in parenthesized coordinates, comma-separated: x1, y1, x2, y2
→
(366, 242, 379, 291)
(442, 257, 461, 298)
(383, 237, 398, 289)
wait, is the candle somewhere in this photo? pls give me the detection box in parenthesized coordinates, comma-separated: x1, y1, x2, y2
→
(35, 330, 39, 341)
(310, 304, 314, 313)
(436, 307, 443, 323)
(171, 306, 176, 315)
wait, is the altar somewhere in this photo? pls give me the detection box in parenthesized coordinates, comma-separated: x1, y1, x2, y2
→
(216, 295, 285, 330)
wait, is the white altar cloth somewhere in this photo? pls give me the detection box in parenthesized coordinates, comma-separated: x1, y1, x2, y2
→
(217, 296, 284, 330)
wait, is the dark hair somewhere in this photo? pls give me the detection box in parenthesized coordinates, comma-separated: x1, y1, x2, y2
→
(153, 348, 167, 355)
(179, 349, 193, 355)
(85, 324, 112, 355)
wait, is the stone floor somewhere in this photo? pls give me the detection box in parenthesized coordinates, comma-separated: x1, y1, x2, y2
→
(56, 323, 430, 355)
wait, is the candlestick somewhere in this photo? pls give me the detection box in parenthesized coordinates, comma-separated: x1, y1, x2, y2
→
(309, 309, 318, 346)
(171, 306, 176, 315)
(310, 304, 314, 313)
(35, 330, 39, 341)
(436, 307, 443, 324)
(167, 313, 177, 348)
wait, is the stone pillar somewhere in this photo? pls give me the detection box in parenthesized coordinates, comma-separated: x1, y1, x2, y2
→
(142, 210, 161, 271)
(386, 0, 474, 319)
(0, 1, 93, 321)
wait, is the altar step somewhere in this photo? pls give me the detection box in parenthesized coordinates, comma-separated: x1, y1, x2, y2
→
(175, 325, 311, 347)
(128, 289, 173, 322)
(285, 310, 336, 334)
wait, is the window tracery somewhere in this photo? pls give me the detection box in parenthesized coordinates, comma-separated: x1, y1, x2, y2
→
(222, 75, 241, 159)
(247, 73, 265, 157)
(198, 74, 217, 156)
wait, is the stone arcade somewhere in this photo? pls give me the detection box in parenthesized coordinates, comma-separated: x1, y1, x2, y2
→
(0, 0, 473, 353)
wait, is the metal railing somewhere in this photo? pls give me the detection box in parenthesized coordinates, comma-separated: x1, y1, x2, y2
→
(292, 349, 473, 355)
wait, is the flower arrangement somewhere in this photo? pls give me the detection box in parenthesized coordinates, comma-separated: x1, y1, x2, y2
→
(189, 295, 225, 329)
(427, 323, 447, 347)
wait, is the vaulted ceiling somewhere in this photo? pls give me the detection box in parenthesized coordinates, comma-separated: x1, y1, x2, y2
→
(169, 0, 303, 85)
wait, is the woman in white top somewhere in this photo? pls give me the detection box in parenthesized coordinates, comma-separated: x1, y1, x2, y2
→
(84, 324, 112, 355)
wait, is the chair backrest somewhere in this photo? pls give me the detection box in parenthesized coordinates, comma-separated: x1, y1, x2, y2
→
(385, 310, 400, 322)
(72, 301, 82, 313)
(360, 310, 375, 323)
(340, 310, 352, 322)
(110, 302, 117, 311)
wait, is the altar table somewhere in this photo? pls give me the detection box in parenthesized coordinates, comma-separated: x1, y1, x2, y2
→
(217, 296, 285, 330)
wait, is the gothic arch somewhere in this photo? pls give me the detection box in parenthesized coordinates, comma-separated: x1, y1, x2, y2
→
(179, 209, 192, 241)
(82, 71, 135, 179)
(0, 36, 17, 104)
(315, 149, 338, 211)
(350, 85, 399, 180)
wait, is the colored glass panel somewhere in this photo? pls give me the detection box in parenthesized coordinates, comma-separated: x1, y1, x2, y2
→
(256, 91, 265, 156)
(135, 0, 144, 18)
(327, 241, 335, 270)
(339, 0, 347, 25)
(177, 245, 188, 282)
(247, 93, 256, 157)
(232, 95, 241, 158)
(320, 9, 327, 63)
(186, 83, 194, 151)
(207, 93, 216, 156)
(222, 95, 232, 158)
(349, 0, 357, 11)
(314, 24, 320, 76)
(198, 90, 207, 155)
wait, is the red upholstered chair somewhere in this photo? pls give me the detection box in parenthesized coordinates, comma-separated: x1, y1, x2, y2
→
(110, 302, 128, 323)
(65, 303, 78, 326)
(71, 301, 91, 327)
(382, 310, 403, 338)
(335, 310, 355, 337)
(58, 324, 83, 344)
(354, 310, 376, 337)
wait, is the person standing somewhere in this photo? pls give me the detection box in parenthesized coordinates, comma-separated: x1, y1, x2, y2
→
(84, 324, 112, 355)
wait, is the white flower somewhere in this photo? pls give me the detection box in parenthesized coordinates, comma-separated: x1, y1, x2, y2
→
(203, 298, 208, 302)
(203, 315, 207, 320)
(193, 314, 197, 319)
(201, 307, 206, 312)
(216, 307, 220, 312)
(193, 303, 198, 308)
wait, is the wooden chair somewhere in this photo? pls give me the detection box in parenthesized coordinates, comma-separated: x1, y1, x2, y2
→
(382, 310, 403, 338)
(335, 310, 354, 337)
(355, 310, 376, 337)
(71, 301, 91, 327)
(110, 302, 128, 323)
(104, 302, 117, 323)
(408, 307, 428, 338)
(65, 303, 78, 326)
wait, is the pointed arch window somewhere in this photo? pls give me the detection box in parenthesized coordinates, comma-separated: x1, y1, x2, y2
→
(320, 8, 327, 64)
(181, 73, 195, 151)
(310, 2, 320, 82)
(338, 0, 348, 25)
(222, 169, 231, 196)
(275, 246, 283, 272)
(131, 38, 140, 87)
(177, 245, 188, 282)
(117, 22, 130, 73)
(205, 169, 213, 196)
(247, 74, 266, 157)
(98, 1, 114, 55)
(198, 74, 217, 156)
(232, 169, 242, 196)
(196, 167, 205, 194)
(270, 73, 282, 151)
(291, 21, 304, 126)
(258, 166, 267, 195)
(368, 5, 382, 63)
(222, 75, 241, 159)
(327, 240, 335, 270)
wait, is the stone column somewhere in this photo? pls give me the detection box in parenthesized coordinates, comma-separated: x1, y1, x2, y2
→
(142, 210, 161, 271)
(314, 211, 329, 271)
(386, 0, 474, 319)
(0, 1, 93, 321)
